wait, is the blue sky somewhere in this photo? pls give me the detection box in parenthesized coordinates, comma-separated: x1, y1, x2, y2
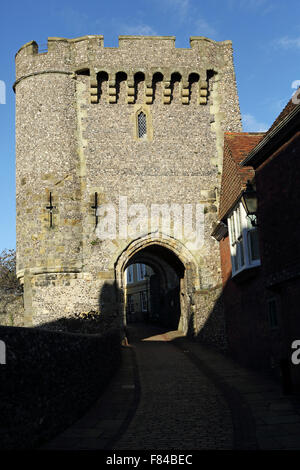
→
(0, 0, 299, 251)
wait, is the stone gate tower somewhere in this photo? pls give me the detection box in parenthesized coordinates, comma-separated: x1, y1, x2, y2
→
(15, 35, 241, 344)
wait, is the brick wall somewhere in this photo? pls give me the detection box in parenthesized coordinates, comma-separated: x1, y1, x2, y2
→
(256, 132, 300, 286)
(219, 236, 277, 371)
(255, 130, 300, 390)
(219, 129, 300, 389)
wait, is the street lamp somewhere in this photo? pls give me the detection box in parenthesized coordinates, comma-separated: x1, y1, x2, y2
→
(241, 180, 258, 227)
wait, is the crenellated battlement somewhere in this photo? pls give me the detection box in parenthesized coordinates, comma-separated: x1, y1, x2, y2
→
(15, 35, 104, 57)
(15, 35, 231, 57)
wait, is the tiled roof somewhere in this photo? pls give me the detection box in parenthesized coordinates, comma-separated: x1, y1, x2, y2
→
(240, 91, 300, 168)
(219, 132, 264, 221)
(266, 92, 298, 136)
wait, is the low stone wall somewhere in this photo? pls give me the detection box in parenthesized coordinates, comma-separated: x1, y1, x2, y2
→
(0, 325, 121, 449)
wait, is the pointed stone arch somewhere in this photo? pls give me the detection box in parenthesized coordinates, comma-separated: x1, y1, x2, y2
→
(115, 233, 200, 333)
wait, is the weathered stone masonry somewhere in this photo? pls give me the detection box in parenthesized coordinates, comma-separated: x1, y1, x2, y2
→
(14, 35, 241, 343)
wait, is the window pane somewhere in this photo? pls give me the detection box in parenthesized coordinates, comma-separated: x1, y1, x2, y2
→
(232, 214, 237, 242)
(141, 291, 147, 311)
(231, 245, 238, 272)
(126, 265, 134, 283)
(236, 206, 242, 238)
(238, 239, 245, 266)
(228, 218, 233, 243)
(230, 215, 236, 243)
(233, 254, 238, 272)
(127, 294, 134, 313)
(248, 229, 260, 261)
(138, 112, 147, 138)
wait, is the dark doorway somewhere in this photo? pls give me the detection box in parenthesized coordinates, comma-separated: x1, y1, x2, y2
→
(123, 244, 185, 330)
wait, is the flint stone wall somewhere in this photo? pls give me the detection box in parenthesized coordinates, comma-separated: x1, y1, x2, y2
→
(0, 325, 121, 449)
(14, 35, 241, 340)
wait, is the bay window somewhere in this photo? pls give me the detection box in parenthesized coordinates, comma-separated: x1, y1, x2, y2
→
(227, 201, 260, 276)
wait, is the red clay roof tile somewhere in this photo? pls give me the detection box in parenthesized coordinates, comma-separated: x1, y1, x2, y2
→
(266, 92, 298, 136)
(219, 132, 264, 221)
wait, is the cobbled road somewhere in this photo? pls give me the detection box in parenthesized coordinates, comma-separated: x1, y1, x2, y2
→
(115, 324, 234, 450)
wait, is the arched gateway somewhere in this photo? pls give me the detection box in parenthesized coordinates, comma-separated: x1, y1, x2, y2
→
(115, 234, 199, 334)
(14, 34, 241, 346)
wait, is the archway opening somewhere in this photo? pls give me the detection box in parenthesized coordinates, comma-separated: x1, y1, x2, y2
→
(123, 244, 185, 330)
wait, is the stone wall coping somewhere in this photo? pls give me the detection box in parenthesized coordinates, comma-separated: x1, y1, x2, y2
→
(119, 35, 176, 40)
(190, 36, 232, 45)
(15, 35, 232, 59)
(15, 36, 104, 56)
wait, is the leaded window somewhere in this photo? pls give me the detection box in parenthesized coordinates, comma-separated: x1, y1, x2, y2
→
(127, 294, 134, 313)
(126, 265, 134, 284)
(140, 291, 147, 312)
(137, 263, 146, 281)
(137, 111, 147, 138)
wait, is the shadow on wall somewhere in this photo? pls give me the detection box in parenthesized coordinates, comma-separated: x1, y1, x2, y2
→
(0, 282, 125, 449)
(187, 271, 297, 395)
(159, 285, 181, 331)
(98, 281, 122, 330)
(0, 299, 122, 450)
(186, 286, 227, 353)
(35, 281, 122, 335)
(17, 271, 296, 396)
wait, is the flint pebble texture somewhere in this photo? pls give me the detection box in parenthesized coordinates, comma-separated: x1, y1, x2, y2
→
(14, 35, 241, 344)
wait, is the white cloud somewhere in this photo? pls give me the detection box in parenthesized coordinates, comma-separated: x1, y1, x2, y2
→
(119, 24, 157, 36)
(242, 113, 268, 132)
(275, 36, 300, 50)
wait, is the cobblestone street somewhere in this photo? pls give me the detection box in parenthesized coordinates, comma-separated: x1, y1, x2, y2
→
(116, 325, 233, 450)
(43, 324, 300, 451)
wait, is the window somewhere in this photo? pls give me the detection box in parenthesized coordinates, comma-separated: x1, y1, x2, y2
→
(126, 265, 134, 284)
(140, 291, 147, 312)
(137, 263, 147, 281)
(127, 294, 134, 313)
(227, 201, 260, 276)
(137, 111, 147, 139)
